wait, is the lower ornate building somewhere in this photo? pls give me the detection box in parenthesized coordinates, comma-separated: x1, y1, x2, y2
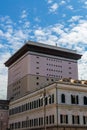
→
(8, 79, 87, 130)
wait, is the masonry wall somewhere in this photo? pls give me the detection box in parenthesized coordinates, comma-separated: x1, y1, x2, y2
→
(7, 52, 78, 100)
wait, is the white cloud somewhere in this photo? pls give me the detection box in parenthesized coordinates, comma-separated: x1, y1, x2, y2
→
(84, 1, 87, 5)
(34, 17, 41, 22)
(68, 16, 82, 22)
(60, 1, 66, 5)
(67, 5, 74, 10)
(49, 3, 59, 13)
(47, 0, 53, 4)
(34, 29, 46, 36)
(0, 52, 11, 99)
(78, 52, 87, 80)
(0, 44, 3, 48)
(21, 10, 28, 19)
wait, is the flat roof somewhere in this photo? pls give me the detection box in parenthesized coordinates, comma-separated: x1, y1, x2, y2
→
(5, 41, 82, 67)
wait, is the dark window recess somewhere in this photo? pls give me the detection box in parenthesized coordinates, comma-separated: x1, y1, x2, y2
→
(36, 62, 39, 64)
(83, 116, 87, 124)
(36, 67, 39, 69)
(36, 72, 39, 75)
(72, 115, 80, 124)
(61, 94, 65, 103)
(60, 115, 68, 124)
(36, 56, 39, 58)
(36, 77, 39, 80)
(36, 82, 39, 85)
(84, 96, 87, 105)
(71, 95, 79, 104)
(45, 97, 48, 105)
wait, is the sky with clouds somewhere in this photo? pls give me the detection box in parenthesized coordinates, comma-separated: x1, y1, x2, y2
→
(0, 0, 87, 99)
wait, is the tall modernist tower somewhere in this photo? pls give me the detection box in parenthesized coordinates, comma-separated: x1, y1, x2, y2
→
(5, 41, 82, 100)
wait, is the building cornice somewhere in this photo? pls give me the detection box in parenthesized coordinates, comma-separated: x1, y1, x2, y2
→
(5, 41, 82, 67)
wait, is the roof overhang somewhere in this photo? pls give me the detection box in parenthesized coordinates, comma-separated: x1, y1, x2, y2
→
(5, 41, 82, 67)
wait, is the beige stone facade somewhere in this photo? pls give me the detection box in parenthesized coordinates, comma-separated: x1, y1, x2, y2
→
(8, 79, 87, 130)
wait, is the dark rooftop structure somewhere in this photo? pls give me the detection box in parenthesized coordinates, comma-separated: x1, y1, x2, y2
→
(5, 41, 82, 67)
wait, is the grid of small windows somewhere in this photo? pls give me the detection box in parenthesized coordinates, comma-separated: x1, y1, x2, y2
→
(46, 57, 62, 78)
(9, 94, 54, 115)
(10, 115, 55, 130)
(47, 58, 62, 63)
(13, 80, 21, 97)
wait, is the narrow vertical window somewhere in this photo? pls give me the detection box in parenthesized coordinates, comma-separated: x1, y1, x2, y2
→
(76, 96, 79, 104)
(52, 94, 54, 103)
(83, 116, 86, 124)
(66, 115, 68, 124)
(77, 116, 80, 124)
(61, 94, 65, 103)
(84, 96, 87, 105)
(60, 115, 63, 123)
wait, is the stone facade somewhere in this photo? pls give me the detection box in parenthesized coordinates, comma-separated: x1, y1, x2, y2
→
(8, 79, 87, 130)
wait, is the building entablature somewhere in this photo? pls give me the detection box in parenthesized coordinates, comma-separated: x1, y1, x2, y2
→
(5, 41, 82, 67)
(57, 78, 87, 86)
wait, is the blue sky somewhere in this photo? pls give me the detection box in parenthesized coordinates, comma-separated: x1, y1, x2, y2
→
(0, 0, 87, 99)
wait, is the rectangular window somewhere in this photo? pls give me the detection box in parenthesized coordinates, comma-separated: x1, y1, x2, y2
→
(60, 115, 68, 124)
(52, 115, 55, 124)
(40, 98, 43, 106)
(36, 56, 39, 58)
(45, 97, 48, 105)
(49, 96, 51, 104)
(34, 100, 37, 108)
(36, 67, 39, 69)
(38, 117, 43, 126)
(72, 115, 80, 124)
(27, 103, 30, 110)
(18, 122, 21, 128)
(83, 96, 87, 105)
(83, 116, 87, 124)
(36, 62, 39, 64)
(61, 94, 65, 103)
(71, 95, 79, 104)
(52, 94, 54, 103)
(30, 102, 32, 110)
(49, 115, 51, 124)
(46, 116, 48, 124)
(36, 72, 39, 75)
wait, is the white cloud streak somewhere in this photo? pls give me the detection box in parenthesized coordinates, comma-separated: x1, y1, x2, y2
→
(49, 3, 59, 13)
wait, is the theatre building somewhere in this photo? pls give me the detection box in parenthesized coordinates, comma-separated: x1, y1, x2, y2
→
(8, 79, 87, 130)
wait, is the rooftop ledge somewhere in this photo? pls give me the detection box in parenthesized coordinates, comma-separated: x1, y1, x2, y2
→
(57, 78, 87, 86)
(5, 40, 82, 67)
